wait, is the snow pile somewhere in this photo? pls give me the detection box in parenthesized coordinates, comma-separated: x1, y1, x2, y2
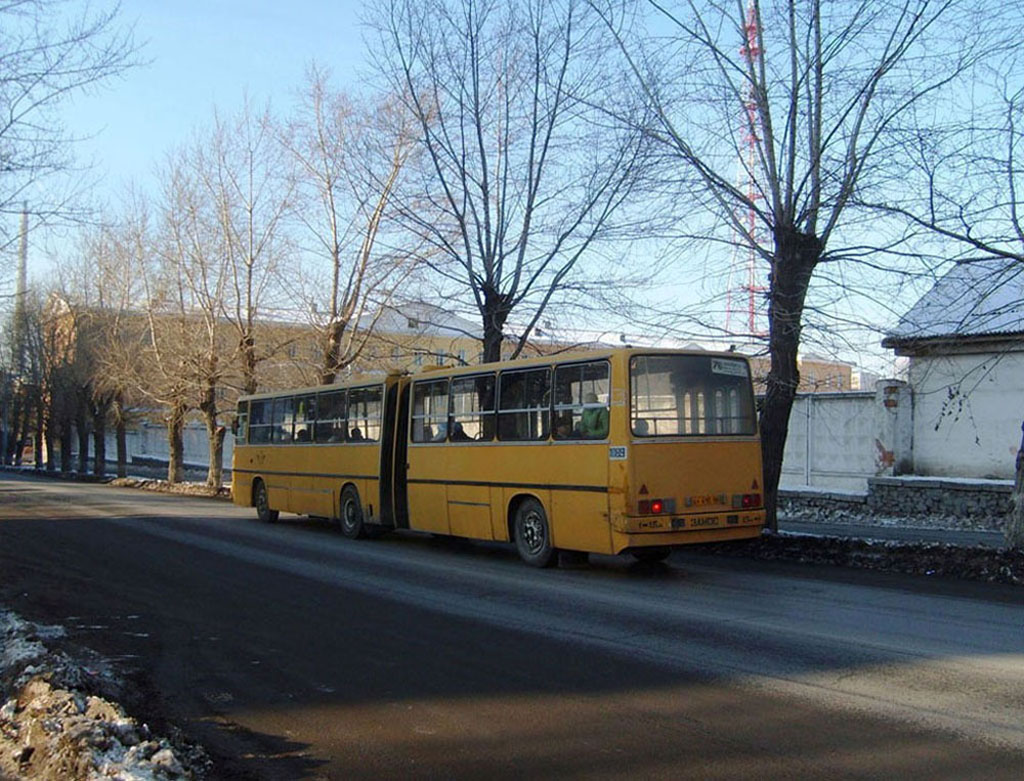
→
(107, 478, 231, 500)
(0, 610, 206, 780)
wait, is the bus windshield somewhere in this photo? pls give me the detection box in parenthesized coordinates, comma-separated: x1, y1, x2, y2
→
(630, 354, 756, 437)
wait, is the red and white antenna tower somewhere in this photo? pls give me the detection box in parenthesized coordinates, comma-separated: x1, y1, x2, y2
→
(725, 0, 768, 337)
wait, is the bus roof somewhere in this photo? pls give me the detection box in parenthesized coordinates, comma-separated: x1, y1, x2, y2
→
(237, 346, 752, 402)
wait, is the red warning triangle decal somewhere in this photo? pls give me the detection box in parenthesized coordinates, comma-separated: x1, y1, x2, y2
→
(639, 484, 649, 495)
(751, 479, 759, 490)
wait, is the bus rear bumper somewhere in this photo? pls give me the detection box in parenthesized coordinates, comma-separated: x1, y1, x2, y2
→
(610, 511, 764, 554)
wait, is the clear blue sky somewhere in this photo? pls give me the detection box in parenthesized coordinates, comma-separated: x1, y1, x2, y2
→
(64, 0, 369, 199)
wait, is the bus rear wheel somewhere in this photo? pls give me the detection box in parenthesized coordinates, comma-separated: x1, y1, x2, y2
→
(513, 498, 556, 568)
(254, 480, 278, 523)
(340, 486, 366, 539)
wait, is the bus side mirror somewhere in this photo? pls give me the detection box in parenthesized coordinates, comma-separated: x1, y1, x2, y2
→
(230, 417, 239, 436)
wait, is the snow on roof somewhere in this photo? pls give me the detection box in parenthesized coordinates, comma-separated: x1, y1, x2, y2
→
(365, 301, 482, 339)
(884, 259, 1024, 345)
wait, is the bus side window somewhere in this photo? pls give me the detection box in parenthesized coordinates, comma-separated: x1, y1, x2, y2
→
(349, 385, 383, 442)
(554, 360, 610, 440)
(295, 394, 316, 442)
(412, 379, 449, 442)
(315, 390, 346, 442)
(498, 368, 550, 441)
(248, 399, 272, 444)
(450, 373, 495, 441)
(272, 396, 296, 443)
(235, 401, 249, 443)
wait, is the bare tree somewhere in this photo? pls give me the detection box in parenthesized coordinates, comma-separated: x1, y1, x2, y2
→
(156, 148, 226, 487)
(593, 0, 998, 529)
(83, 214, 149, 478)
(874, 58, 1024, 546)
(198, 101, 293, 397)
(110, 194, 196, 485)
(283, 66, 419, 384)
(372, 0, 649, 363)
(0, 1, 137, 266)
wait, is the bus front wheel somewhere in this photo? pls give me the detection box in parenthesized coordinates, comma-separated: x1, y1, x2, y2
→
(513, 498, 556, 568)
(340, 486, 366, 539)
(254, 480, 279, 523)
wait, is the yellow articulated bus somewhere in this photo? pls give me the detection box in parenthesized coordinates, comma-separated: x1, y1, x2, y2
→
(231, 348, 765, 566)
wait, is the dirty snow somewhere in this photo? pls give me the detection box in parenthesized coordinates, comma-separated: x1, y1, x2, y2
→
(0, 610, 207, 780)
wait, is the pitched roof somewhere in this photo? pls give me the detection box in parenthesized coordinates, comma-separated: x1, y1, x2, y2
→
(883, 259, 1024, 346)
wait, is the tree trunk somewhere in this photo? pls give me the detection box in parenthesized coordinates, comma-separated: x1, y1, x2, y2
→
(207, 425, 226, 488)
(115, 403, 128, 479)
(1007, 420, 1024, 548)
(116, 417, 128, 479)
(166, 402, 186, 484)
(240, 334, 258, 395)
(76, 407, 90, 474)
(92, 403, 107, 478)
(60, 426, 73, 473)
(199, 377, 224, 487)
(320, 320, 347, 385)
(44, 415, 55, 472)
(759, 227, 822, 532)
(10, 394, 23, 465)
(33, 401, 43, 469)
(481, 289, 510, 364)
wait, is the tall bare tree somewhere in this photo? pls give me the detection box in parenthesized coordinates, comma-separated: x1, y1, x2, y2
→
(593, 0, 999, 529)
(874, 56, 1024, 545)
(62, 220, 146, 478)
(157, 146, 240, 488)
(199, 101, 293, 396)
(0, 1, 137, 264)
(373, 0, 649, 363)
(283, 66, 419, 384)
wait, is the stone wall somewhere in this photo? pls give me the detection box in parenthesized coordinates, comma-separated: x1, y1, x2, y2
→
(780, 476, 1013, 532)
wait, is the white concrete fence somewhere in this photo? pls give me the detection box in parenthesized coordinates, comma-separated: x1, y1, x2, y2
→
(70, 378, 1015, 498)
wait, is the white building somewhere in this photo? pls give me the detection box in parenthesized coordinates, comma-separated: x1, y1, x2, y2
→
(882, 260, 1024, 480)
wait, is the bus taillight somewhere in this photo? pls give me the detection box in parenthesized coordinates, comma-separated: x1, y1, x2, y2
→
(638, 498, 676, 515)
(733, 493, 761, 508)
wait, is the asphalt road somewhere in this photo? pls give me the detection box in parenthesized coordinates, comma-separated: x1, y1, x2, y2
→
(1, 472, 1023, 780)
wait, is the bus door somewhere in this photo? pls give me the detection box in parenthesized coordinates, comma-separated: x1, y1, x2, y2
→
(393, 381, 410, 528)
(379, 382, 398, 527)
(379, 380, 411, 529)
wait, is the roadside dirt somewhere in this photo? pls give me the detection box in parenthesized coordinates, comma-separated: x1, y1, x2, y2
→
(0, 611, 209, 780)
(691, 533, 1024, 585)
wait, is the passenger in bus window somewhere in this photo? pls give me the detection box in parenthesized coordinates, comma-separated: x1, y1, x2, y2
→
(450, 421, 471, 441)
(577, 392, 609, 438)
(350, 427, 364, 441)
(554, 415, 574, 439)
